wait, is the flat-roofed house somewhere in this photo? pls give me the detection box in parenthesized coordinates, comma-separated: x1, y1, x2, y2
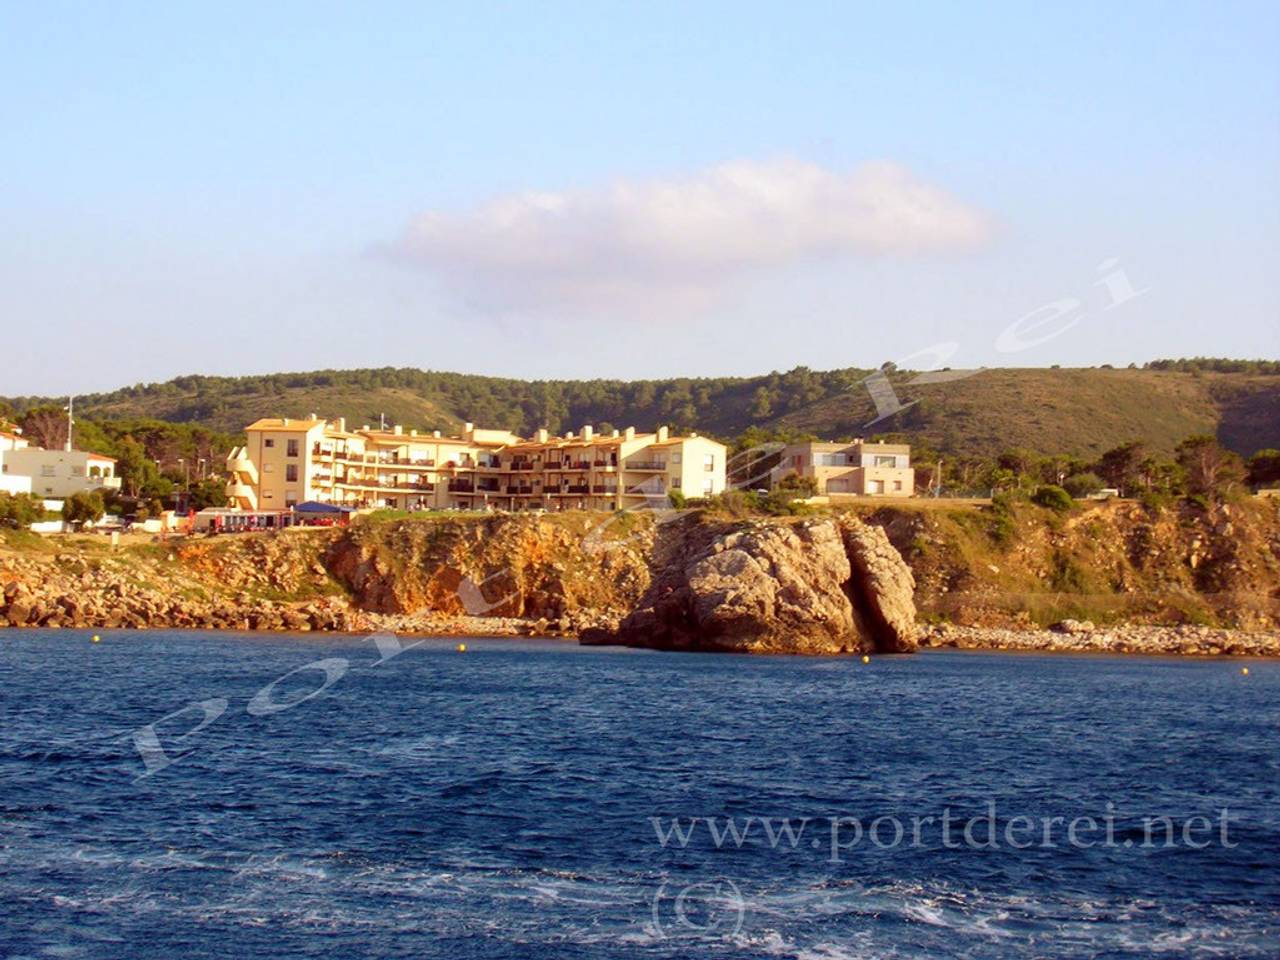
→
(2, 446, 120, 499)
(770, 439, 914, 498)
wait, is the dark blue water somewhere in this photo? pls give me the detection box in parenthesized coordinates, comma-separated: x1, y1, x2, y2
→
(1, 632, 1276, 959)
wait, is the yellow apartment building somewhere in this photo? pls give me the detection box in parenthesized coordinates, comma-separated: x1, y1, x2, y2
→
(770, 439, 914, 498)
(226, 417, 727, 512)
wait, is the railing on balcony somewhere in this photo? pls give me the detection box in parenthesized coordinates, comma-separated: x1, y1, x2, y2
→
(591, 484, 619, 495)
(565, 484, 589, 494)
(625, 461, 665, 471)
(447, 481, 475, 492)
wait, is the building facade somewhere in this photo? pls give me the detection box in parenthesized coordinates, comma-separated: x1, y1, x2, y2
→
(770, 440, 914, 498)
(226, 417, 727, 512)
(0, 429, 33, 496)
(2, 447, 121, 499)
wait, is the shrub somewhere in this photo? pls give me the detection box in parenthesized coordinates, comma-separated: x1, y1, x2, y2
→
(667, 490, 687, 509)
(62, 491, 105, 529)
(1031, 485, 1074, 512)
(0, 492, 48, 527)
(985, 493, 1018, 546)
(1063, 472, 1105, 498)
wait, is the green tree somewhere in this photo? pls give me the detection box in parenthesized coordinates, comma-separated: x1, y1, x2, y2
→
(0, 492, 48, 526)
(748, 387, 773, 419)
(115, 436, 173, 500)
(1175, 435, 1245, 500)
(189, 478, 229, 511)
(62, 491, 105, 529)
(1096, 441, 1146, 496)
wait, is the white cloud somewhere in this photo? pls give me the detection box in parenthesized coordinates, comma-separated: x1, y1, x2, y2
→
(389, 158, 992, 315)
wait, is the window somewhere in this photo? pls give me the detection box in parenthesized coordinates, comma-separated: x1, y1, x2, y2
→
(264, 439, 275, 448)
(704, 454, 715, 472)
(894, 480, 904, 491)
(874, 455, 896, 468)
(41, 465, 56, 477)
(286, 464, 299, 482)
(70, 466, 83, 477)
(672, 477, 682, 489)
(672, 453, 682, 464)
(287, 439, 300, 457)
(702, 479, 714, 495)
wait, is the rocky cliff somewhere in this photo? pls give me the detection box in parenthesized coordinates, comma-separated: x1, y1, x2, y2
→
(581, 514, 915, 654)
(2, 496, 1279, 657)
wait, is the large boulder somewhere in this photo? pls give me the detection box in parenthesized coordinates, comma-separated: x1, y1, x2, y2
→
(584, 514, 918, 655)
(839, 517, 918, 653)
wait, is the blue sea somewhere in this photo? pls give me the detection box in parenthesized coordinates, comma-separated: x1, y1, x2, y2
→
(0, 631, 1276, 959)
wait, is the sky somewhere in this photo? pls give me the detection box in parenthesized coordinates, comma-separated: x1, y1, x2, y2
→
(2, 1, 1278, 396)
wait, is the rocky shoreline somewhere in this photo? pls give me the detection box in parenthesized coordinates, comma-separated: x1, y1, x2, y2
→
(920, 621, 1280, 657)
(3, 505, 1279, 658)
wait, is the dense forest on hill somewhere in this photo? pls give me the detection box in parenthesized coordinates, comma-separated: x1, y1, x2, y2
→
(3, 358, 1277, 462)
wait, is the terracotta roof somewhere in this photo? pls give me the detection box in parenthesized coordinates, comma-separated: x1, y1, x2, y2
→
(245, 418, 326, 432)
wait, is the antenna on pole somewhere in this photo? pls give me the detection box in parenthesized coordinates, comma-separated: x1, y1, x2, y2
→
(65, 396, 74, 452)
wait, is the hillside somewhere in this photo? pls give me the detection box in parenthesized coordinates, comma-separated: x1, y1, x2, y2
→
(4, 363, 1278, 459)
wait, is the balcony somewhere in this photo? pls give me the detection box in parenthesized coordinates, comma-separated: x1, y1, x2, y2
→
(625, 461, 666, 471)
(592, 484, 619, 495)
(565, 484, 589, 494)
(510, 462, 536, 471)
(506, 485, 536, 495)
(447, 481, 475, 492)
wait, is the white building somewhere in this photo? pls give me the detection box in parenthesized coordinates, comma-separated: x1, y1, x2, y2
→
(0, 429, 33, 496)
(2, 447, 121, 499)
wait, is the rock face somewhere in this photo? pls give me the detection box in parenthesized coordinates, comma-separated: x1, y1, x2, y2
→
(582, 515, 918, 655)
(839, 518, 917, 654)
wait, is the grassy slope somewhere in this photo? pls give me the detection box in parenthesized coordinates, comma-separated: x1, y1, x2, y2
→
(772, 368, 1277, 456)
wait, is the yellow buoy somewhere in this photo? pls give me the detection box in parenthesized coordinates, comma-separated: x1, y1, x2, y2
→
(457, 643, 467, 653)
(92, 635, 101, 643)
(1241, 667, 1249, 676)
(861, 655, 870, 664)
